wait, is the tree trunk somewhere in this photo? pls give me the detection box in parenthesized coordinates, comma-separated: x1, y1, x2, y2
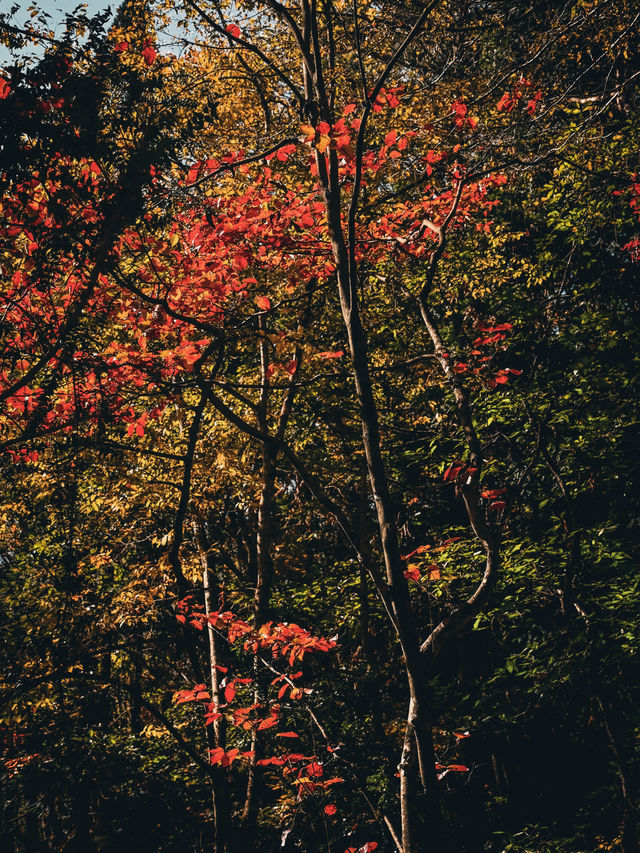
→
(194, 521, 230, 853)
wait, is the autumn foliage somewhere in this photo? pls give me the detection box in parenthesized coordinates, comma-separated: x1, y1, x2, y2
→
(1, 1, 640, 852)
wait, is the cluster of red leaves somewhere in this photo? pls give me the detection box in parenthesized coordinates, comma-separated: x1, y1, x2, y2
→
(0, 156, 124, 437)
(403, 562, 441, 583)
(368, 174, 506, 261)
(370, 84, 404, 111)
(300, 118, 356, 159)
(111, 37, 157, 65)
(3, 753, 40, 777)
(480, 486, 508, 514)
(623, 237, 640, 262)
(2, 72, 513, 457)
(443, 460, 507, 515)
(450, 321, 522, 388)
(174, 683, 211, 704)
(401, 537, 464, 583)
(173, 597, 342, 805)
(496, 77, 542, 116)
(442, 461, 479, 484)
(245, 620, 338, 665)
(451, 100, 478, 130)
(620, 176, 640, 261)
(629, 176, 640, 218)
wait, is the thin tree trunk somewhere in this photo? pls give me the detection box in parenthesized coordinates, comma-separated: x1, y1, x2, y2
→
(294, 6, 444, 845)
(242, 317, 278, 831)
(241, 437, 277, 830)
(194, 521, 230, 853)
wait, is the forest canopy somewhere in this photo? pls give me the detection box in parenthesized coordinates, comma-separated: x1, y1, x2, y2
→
(1, 1, 639, 851)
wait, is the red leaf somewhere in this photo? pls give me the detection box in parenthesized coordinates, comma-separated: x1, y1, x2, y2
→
(0, 77, 10, 99)
(446, 764, 469, 772)
(210, 747, 240, 767)
(224, 683, 236, 703)
(403, 565, 420, 583)
(318, 350, 344, 359)
(403, 545, 431, 560)
(142, 41, 157, 66)
(276, 731, 300, 738)
(481, 487, 507, 499)
(497, 92, 513, 112)
(209, 747, 225, 765)
(113, 41, 129, 53)
(226, 23, 241, 38)
(324, 804, 338, 815)
(276, 143, 296, 162)
(187, 163, 200, 184)
(255, 296, 271, 311)
(443, 463, 463, 482)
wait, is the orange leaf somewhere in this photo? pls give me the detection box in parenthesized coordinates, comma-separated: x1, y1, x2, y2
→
(316, 135, 331, 154)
